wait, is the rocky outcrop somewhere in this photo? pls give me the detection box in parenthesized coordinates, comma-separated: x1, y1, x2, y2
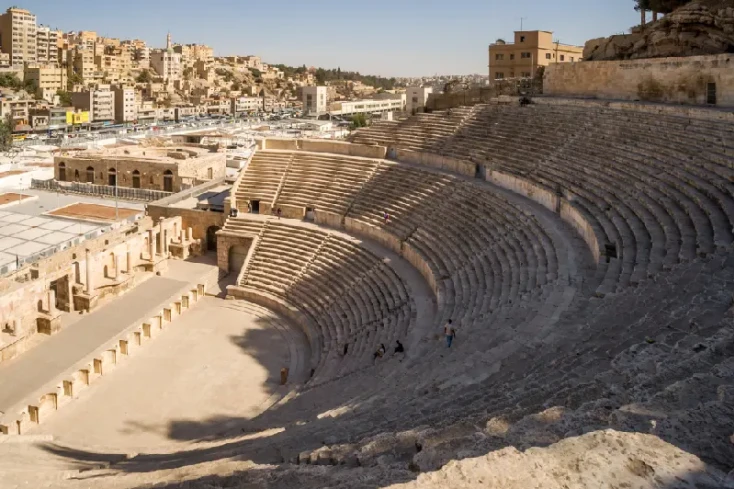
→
(584, 0, 734, 60)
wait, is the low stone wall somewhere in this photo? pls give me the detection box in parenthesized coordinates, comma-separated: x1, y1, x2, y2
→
(216, 231, 254, 274)
(0, 281, 212, 435)
(261, 138, 387, 159)
(561, 200, 601, 263)
(392, 148, 475, 177)
(544, 54, 734, 107)
(488, 169, 559, 214)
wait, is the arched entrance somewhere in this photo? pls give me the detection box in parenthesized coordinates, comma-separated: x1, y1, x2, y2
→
(73, 169, 79, 182)
(163, 170, 173, 192)
(86, 166, 94, 183)
(206, 226, 220, 251)
(58, 162, 66, 181)
(108, 168, 117, 186)
(132, 170, 141, 189)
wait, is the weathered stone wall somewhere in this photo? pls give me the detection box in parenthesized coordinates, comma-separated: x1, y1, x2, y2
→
(393, 148, 476, 177)
(216, 232, 254, 274)
(261, 138, 387, 159)
(55, 153, 225, 192)
(147, 206, 225, 242)
(544, 54, 734, 106)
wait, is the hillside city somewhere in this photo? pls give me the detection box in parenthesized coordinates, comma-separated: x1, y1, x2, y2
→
(0, 5, 490, 144)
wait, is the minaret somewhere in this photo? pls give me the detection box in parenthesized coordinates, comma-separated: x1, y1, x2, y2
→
(166, 32, 172, 50)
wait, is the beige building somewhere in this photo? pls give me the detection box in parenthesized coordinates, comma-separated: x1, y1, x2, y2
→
(54, 145, 226, 192)
(150, 33, 182, 81)
(112, 85, 136, 123)
(25, 65, 66, 92)
(488, 30, 583, 80)
(406, 86, 433, 114)
(36, 25, 59, 65)
(303, 86, 327, 115)
(71, 84, 115, 122)
(0, 7, 37, 66)
(70, 46, 96, 84)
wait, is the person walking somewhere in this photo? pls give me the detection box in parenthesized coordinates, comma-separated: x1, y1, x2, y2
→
(373, 343, 386, 362)
(444, 319, 456, 348)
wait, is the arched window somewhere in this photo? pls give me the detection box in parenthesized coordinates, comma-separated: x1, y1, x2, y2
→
(163, 170, 173, 192)
(58, 162, 66, 182)
(132, 170, 141, 189)
(86, 166, 94, 183)
(73, 169, 79, 182)
(108, 167, 117, 187)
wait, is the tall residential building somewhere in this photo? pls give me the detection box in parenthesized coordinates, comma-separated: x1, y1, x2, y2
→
(488, 30, 583, 81)
(303, 86, 327, 115)
(70, 46, 97, 85)
(24, 65, 67, 100)
(71, 84, 115, 122)
(406, 86, 433, 114)
(0, 7, 37, 66)
(36, 26, 59, 65)
(112, 85, 136, 123)
(150, 33, 181, 81)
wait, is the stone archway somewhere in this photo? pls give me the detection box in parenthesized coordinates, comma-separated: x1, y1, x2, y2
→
(206, 226, 220, 251)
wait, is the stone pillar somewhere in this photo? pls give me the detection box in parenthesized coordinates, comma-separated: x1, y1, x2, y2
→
(126, 250, 132, 273)
(148, 229, 156, 259)
(85, 249, 94, 295)
(113, 255, 120, 279)
(187, 227, 193, 242)
(179, 229, 185, 243)
(47, 289, 56, 314)
(158, 219, 164, 255)
(163, 230, 168, 254)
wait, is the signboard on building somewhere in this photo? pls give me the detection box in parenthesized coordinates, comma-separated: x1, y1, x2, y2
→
(66, 111, 90, 124)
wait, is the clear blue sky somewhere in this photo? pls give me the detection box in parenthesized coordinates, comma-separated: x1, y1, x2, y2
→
(16, 0, 638, 77)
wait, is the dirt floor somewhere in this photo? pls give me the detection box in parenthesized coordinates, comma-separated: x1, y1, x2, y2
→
(0, 192, 33, 205)
(47, 202, 141, 222)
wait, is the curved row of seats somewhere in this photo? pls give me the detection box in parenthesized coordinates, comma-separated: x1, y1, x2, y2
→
(229, 150, 563, 353)
(352, 102, 734, 293)
(224, 218, 414, 384)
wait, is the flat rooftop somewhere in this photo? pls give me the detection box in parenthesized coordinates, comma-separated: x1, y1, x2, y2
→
(59, 145, 219, 163)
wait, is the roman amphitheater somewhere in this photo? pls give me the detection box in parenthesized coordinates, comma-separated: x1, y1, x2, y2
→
(1, 97, 734, 489)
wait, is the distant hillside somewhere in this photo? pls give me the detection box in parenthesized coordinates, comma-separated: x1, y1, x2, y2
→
(272, 64, 398, 90)
(584, 0, 734, 60)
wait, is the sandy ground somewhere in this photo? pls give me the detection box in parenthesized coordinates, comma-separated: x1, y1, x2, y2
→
(47, 202, 141, 222)
(33, 297, 292, 453)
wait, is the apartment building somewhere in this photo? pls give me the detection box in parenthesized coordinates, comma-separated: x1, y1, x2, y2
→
(70, 46, 96, 84)
(0, 96, 35, 128)
(303, 86, 327, 115)
(112, 85, 136, 123)
(36, 25, 59, 65)
(173, 44, 213, 65)
(71, 84, 115, 122)
(0, 7, 37, 66)
(406, 86, 433, 114)
(488, 30, 583, 80)
(24, 65, 67, 95)
(231, 96, 262, 115)
(0, 52, 9, 68)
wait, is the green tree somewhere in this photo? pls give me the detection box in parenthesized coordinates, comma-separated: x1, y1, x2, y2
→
(0, 73, 22, 89)
(250, 68, 261, 78)
(68, 72, 83, 88)
(57, 90, 72, 106)
(0, 116, 12, 151)
(136, 70, 152, 83)
(350, 113, 368, 130)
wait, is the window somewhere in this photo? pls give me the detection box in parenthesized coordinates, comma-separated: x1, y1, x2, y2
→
(570, 57, 574, 62)
(521, 52, 531, 59)
(545, 53, 552, 60)
(495, 54, 504, 61)
(510, 54, 515, 60)
(521, 72, 531, 78)
(520, 36, 525, 42)
(560, 55, 565, 61)
(495, 72, 504, 80)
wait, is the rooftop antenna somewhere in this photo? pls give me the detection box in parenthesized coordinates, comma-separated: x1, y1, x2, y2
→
(519, 16, 527, 31)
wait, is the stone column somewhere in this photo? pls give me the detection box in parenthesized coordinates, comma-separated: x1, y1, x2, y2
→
(164, 230, 169, 254)
(85, 249, 94, 295)
(187, 227, 193, 242)
(126, 249, 132, 273)
(47, 289, 56, 314)
(148, 229, 156, 259)
(158, 219, 164, 256)
(113, 255, 120, 279)
(179, 229, 185, 243)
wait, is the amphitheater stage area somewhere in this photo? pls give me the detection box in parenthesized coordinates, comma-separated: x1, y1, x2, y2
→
(31, 298, 306, 453)
(0, 257, 219, 420)
(46, 202, 142, 222)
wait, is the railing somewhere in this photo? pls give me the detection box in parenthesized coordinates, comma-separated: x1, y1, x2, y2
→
(31, 179, 172, 201)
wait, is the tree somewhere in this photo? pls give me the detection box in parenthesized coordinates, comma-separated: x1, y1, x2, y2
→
(0, 116, 11, 151)
(68, 72, 83, 88)
(136, 70, 152, 83)
(250, 68, 261, 78)
(350, 113, 368, 130)
(57, 90, 72, 106)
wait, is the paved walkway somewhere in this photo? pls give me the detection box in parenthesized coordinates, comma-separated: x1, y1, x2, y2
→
(0, 259, 217, 414)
